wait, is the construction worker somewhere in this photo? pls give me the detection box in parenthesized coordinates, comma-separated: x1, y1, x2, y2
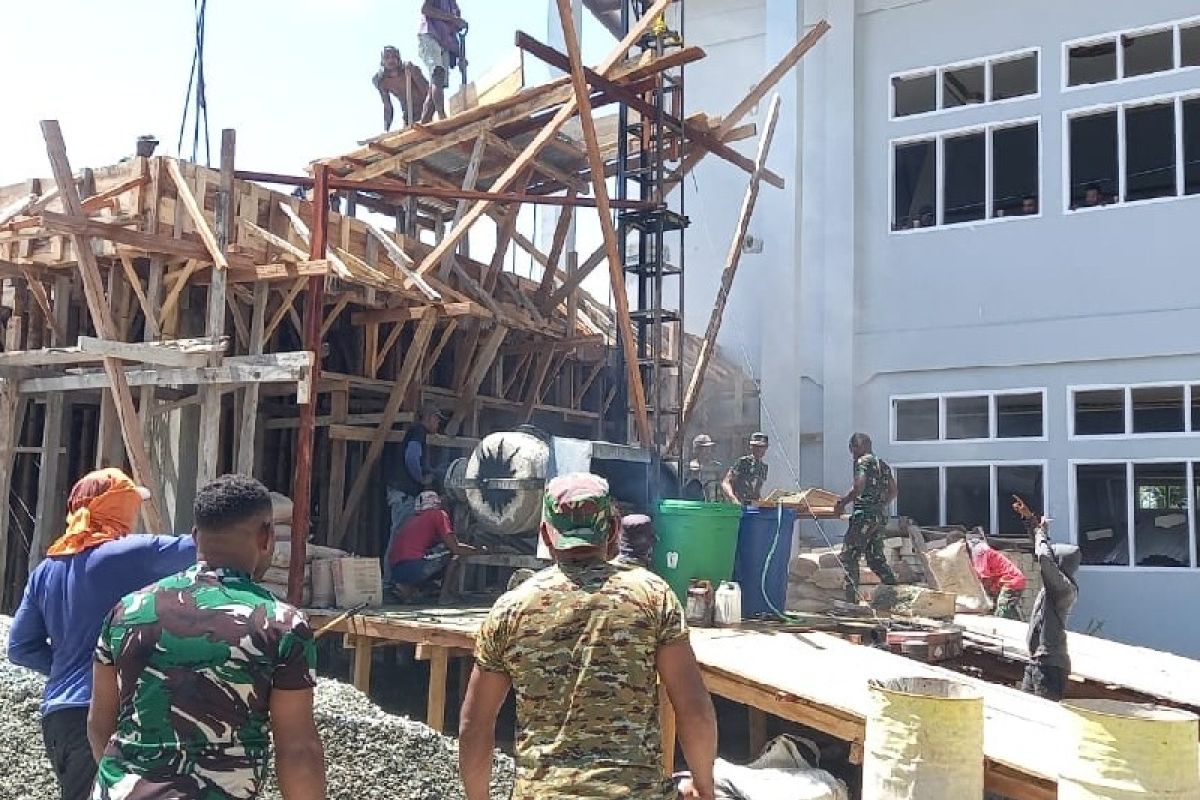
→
(722, 432, 769, 505)
(6, 468, 195, 800)
(419, 0, 467, 122)
(833, 433, 898, 603)
(683, 433, 725, 502)
(386, 402, 446, 550)
(616, 513, 656, 568)
(387, 490, 483, 601)
(1022, 516, 1081, 701)
(87, 475, 326, 799)
(459, 473, 717, 800)
(373, 45, 429, 130)
(966, 529, 1028, 620)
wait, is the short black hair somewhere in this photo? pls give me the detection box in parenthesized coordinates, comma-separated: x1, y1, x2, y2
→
(849, 432, 873, 450)
(194, 474, 272, 532)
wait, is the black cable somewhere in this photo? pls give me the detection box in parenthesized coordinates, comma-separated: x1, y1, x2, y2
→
(177, 0, 211, 165)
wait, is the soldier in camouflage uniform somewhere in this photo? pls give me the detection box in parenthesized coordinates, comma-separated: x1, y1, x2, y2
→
(88, 475, 325, 800)
(459, 473, 718, 800)
(834, 433, 899, 603)
(722, 432, 769, 505)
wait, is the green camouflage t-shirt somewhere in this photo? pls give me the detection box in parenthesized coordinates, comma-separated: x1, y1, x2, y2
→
(475, 560, 688, 799)
(730, 455, 768, 503)
(93, 563, 317, 800)
(853, 453, 892, 516)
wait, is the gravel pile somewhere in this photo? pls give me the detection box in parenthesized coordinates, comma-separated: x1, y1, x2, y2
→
(0, 616, 514, 800)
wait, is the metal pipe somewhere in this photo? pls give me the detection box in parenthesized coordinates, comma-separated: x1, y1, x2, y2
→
(288, 165, 329, 607)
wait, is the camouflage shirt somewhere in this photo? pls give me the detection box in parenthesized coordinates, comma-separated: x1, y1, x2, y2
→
(853, 453, 892, 517)
(93, 563, 317, 800)
(475, 559, 688, 799)
(685, 459, 726, 503)
(729, 455, 768, 503)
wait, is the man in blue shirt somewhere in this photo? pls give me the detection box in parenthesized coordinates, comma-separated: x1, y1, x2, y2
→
(386, 403, 446, 552)
(6, 468, 195, 800)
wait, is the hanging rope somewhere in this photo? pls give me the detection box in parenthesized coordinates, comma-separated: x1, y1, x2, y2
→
(177, 0, 211, 165)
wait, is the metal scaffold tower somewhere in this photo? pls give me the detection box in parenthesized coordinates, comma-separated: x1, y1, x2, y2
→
(616, 0, 687, 464)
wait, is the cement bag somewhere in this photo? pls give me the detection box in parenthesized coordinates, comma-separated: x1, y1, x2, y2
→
(924, 541, 992, 613)
(262, 565, 310, 587)
(711, 735, 848, 800)
(310, 559, 335, 608)
(261, 581, 312, 607)
(331, 557, 383, 608)
(270, 492, 294, 523)
(271, 540, 348, 570)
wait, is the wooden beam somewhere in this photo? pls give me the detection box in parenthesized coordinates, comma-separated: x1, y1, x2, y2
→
(320, 293, 353, 338)
(535, 192, 576, 302)
(79, 173, 149, 215)
(421, 319, 459, 384)
(439, 135, 488, 281)
(0, 380, 20, 598)
(350, 302, 482, 326)
(520, 350, 556, 424)
(673, 96, 782, 453)
(77, 335, 226, 367)
(30, 276, 71, 568)
(335, 310, 438, 542)
(165, 158, 228, 271)
(41, 120, 165, 532)
(18, 352, 312, 394)
(0, 193, 37, 226)
(327, 424, 477, 451)
(277, 201, 352, 280)
(236, 281, 269, 476)
(481, 131, 588, 195)
(446, 324, 508, 436)
(117, 255, 161, 339)
(362, 221, 441, 300)
(555, 0, 652, 447)
(426, 645, 450, 733)
(159, 259, 203, 325)
(545, 240, 604, 310)
(721, 21, 829, 138)
(264, 280, 308, 343)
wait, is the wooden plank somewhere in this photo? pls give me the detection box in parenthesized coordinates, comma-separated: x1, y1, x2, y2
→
(319, 293, 353, 338)
(117, 255, 161, 339)
(18, 267, 64, 342)
(41, 121, 165, 532)
(30, 276, 71, 568)
(19, 354, 312, 394)
(747, 707, 768, 758)
(335, 310, 438, 541)
(362, 221, 441, 300)
(351, 302, 481, 326)
(277, 202, 352, 280)
(421, 319, 459, 385)
(427, 645, 450, 733)
(555, 0, 652, 447)
(534, 193, 576, 302)
(325, 389, 349, 539)
(0, 379, 21, 595)
(439, 135, 488, 281)
(37, 212, 216, 263)
(353, 635, 373, 692)
(520, 350, 555, 424)
(481, 131, 588, 195)
(446, 324, 509, 436)
(76, 336, 225, 367)
(166, 159, 228, 271)
(235, 281, 269, 476)
(673, 96, 782, 453)
(79, 173, 149, 215)
(264, 280, 308, 343)
(0, 193, 37, 226)
(719, 21, 830, 138)
(327, 424, 477, 451)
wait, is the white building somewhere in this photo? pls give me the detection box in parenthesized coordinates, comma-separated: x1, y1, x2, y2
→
(589, 0, 1200, 656)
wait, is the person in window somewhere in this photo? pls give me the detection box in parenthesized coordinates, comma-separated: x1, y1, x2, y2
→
(386, 403, 447, 550)
(966, 529, 1028, 620)
(387, 491, 482, 602)
(722, 432, 769, 505)
(683, 434, 725, 502)
(1020, 195, 1038, 215)
(1022, 515, 1081, 701)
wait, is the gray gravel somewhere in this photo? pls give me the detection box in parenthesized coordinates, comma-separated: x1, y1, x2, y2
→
(0, 616, 514, 800)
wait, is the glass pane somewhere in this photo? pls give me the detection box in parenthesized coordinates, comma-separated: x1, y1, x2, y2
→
(1074, 389, 1125, 435)
(1133, 462, 1189, 567)
(1069, 112, 1118, 209)
(1193, 386, 1200, 431)
(1182, 23, 1200, 67)
(893, 141, 937, 230)
(1122, 29, 1174, 78)
(1194, 463, 1200, 567)
(1069, 40, 1117, 86)
(997, 465, 1044, 536)
(991, 53, 1038, 101)
(1131, 385, 1185, 433)
(1125, 103, 1177, 202)
(943, 132, 986, 225)
(943, 64, 985, 108)
(992, 123, 1039, 217)
(946, 466, 991, 530)
(897, 467, 940, 526)
(895, 398, 939, 441)
(1076, 464, 1129, 566)
(946, 396, 989, 439)
(1184, 99, 1200, 196)
(996, 393, 1043, 438)
(893, 73, 936, 117)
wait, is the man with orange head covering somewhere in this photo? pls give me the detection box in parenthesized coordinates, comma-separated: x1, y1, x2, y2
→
(6, 468, 195, 800)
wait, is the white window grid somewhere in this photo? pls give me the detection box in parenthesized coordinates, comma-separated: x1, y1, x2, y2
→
(892, 460, 1049, 536)
(1067, 381, 1200, 440)
(890, 388, 1048, 443)
(1062, 89, 1200, 215)
(1062, 16, 1200, 92)
(890, 47, 1042, 121)
(1068, 458, 1200, 571)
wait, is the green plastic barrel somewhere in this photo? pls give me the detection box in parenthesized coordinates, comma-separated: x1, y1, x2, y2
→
(653, 500, 744, 603)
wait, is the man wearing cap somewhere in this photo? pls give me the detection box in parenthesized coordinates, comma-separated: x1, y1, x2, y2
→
(459, 473, 718, 800)
(722, 432, 769, 505)
(7, 468, 196, 800)
(616, 513, 656, 568)
(387, 491, 483, 601)
(834, 433, 898, 603)
(386, 402, 446, 549)
(684, 434, 725, 502)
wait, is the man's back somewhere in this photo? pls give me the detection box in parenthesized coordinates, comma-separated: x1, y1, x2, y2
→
(475, 560, 686, 799)
(94, 562, 316, 799)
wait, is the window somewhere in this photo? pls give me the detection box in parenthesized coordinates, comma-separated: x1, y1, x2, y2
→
(895, 462, 1046, 535)
(1072, 384, 1200, 437)
(1182, 23, 1200, 67)
(893, 73, 936, 117)
(891, 49, 1037, 119)
(1068, 40, 1117, 86)
(1132, 385, 1185, 433)
(1184, 99, 1200, 195)
(1068, 111, 1118, 208)
(1192, 385, 1200, 431)
(1124, 102, 1176, 202)
(1122, 29, 1174, 78)
(1074, 389, 1125, 435)
(1066, 18, 1200, 88)
(893, 120, 1039, 231)
(893, 391, 1045, 442)
(1075, 463, 1130, 566)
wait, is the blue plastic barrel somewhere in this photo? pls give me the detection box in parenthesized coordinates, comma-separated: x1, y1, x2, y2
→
(733, 506, 797, 618)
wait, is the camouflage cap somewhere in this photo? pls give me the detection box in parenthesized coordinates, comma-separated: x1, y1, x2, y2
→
(749, 431, 769, 446)
(692, 433, 715, 448)
(542, 472, 614, 550)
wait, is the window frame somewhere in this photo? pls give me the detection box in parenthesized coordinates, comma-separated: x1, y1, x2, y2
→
(890, 116, 1042, 234)
(892, 460, 1049, 536)
(891, 389, 1048, 444)
(1069, 458, 1199, 571)
(1062, 16, 1200, 92)
(1067, 382, 1200, 440)
(890, 47, 1041, 121)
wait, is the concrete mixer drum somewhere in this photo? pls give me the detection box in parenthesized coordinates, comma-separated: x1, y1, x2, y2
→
(449, 430, 551, 536)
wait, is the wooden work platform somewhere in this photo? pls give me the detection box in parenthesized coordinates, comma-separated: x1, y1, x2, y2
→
(307, 605, 1061, 798)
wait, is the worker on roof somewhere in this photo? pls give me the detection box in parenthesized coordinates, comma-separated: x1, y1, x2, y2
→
(834, 433, 899, 603)
(459, 473, 717, 800)
(1021, 513, 1081, 702)
(88, 475, 325, 799)
(386, 402, 447, 551)
(373, 45, 429, 130)
(722, 431, 769, 505)
(684, 433, 725, 502)
(966, 529, 1028, 620)
(387, 491, 483, 602)
(419, 0, 467, 123)
(6, 468, 195, 800)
